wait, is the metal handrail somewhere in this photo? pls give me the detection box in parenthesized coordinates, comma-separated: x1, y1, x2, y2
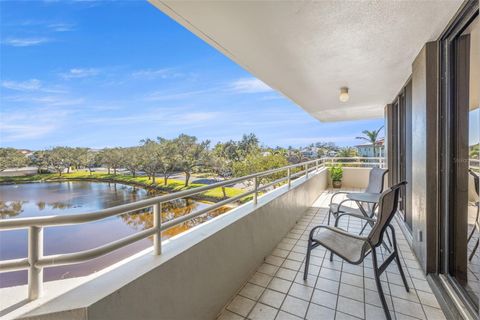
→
(470, 158, 479, 170)
(0, 156, 384, 301)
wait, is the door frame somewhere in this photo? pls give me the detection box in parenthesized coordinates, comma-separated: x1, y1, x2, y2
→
(438, 0, 478, 316)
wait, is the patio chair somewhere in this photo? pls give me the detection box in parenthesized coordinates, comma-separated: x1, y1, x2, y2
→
(327, 167, 388, 225)
(304, 181, 408, 320)
(468, 169, 479, 261)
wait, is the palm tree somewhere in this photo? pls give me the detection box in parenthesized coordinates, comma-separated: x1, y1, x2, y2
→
(356, 126, 384, 157)
(337, 147, 358, 158)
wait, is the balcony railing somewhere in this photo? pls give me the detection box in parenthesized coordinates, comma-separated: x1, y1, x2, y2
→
(323, 156, 386, 168)
(470, 158, 479, 171)
(0, 157, 384, 302)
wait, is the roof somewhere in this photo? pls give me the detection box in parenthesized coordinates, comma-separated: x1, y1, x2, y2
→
(355, 139, 384, 147)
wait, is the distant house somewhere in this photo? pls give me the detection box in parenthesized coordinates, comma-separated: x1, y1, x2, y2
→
(355, 139, 385, 157)
(326, 150, 337, 157)
(300, 147, 317, 159)
(18, 149, 34, 157)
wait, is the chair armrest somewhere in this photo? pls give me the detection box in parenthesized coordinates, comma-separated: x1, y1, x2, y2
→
(329, 191, 351, 205)
(335, 212, 376, 227)
(335, 198, 357, 213)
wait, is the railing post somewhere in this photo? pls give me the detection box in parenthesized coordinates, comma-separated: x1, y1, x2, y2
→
(305, 164, 309, 178)
(287, 168, 291, 188)
(28, 226, 43, 300)
(153, 203, 162, 255)
(315, 160, 319, 171)
(253, 176, 258, 205)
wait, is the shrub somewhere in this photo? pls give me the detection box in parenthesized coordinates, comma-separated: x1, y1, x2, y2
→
(328, 165, 343, 181)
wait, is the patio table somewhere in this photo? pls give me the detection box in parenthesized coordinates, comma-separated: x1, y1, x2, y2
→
(347, 192, 381, 219)
(346, 192, 392, 249)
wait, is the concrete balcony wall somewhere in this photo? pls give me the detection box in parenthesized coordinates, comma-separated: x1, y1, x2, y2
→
(328, 167, 371, 189)
(19, 169, 328, 320)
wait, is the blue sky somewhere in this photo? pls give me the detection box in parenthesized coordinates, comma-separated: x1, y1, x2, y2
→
(0, 0, 384, 150)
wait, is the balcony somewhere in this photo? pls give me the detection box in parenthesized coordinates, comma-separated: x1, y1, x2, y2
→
(0, 158, 446, 320)
(218, 191, 445, 320)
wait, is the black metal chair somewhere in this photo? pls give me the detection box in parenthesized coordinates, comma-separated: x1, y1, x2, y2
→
(328, 167, 388, 225)
(304, 181, 408, 320)
(468, 169, 479, 261)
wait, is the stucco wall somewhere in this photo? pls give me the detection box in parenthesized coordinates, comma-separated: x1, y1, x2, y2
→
(20, 169, 328, 320)
(327, 167, 373, 190)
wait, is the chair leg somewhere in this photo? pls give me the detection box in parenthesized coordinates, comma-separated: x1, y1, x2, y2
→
(328, 209, 331, 225)
(385, 229, 393, 247)
(467, 205, 479, 242)
(469, 238, 479, 261)
(389, 226, 409, 291)
(359, 221, 368, 235)
(304, 238, 312, 280)
(371, 247, 392, 320)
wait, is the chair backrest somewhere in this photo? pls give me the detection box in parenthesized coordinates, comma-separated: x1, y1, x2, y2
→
(367, 181, 407, 247)
(365, 167, 388, 194)
(469, 169, 479, 196)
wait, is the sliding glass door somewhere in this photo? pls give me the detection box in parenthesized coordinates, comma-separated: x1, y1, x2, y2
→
(386, 80, 413, 232)
(440, 6, 479, 314)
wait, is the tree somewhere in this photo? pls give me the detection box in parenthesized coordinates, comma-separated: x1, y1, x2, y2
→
(212, 141, 241, 162)
(122, 147, 143, 177)
(99, 148, 124, 175)
(233, 153, 289, 187)
(70, 148, 90, 172)
(337, 147, 358, 158)
(48, 147, 70, 176)
(315, 142, 339, 158)
(237, 133, 260, 159)
(286, 149, 308, 164)
(157, 138, 178, 186)
(0, 148, 29, 171)
(174, 134, 210, 186)
(139, 140, 162, 184)
(356, 126, 384, 157)
(85, 150, 98, 174)
(32, 150, 50, 173)
(470, 143, 479, 159)
(209, 153, 232, 198)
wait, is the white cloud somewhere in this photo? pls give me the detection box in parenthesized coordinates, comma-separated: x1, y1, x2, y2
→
(174, 112, 219, 124)
(60, 68, 100, 79)
(0, 108, 71, 142)
(48, 23, 75, 32)
(29, 96, 84, 106)
(229, 78, 273, 94)
(1, 79, 67, 94)
(282, 136, 357, 144)
(1, 79, 42, 91)
(85, 107, 220, 127)
(0, 123, 57, 141)
(131, 68, 179, 80)
(3, 94, 84, 106)
(3, 37, 51, 47)
(145, 88, 216, 101)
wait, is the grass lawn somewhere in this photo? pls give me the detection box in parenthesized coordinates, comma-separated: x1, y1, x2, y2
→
(0, 171, 246, 202)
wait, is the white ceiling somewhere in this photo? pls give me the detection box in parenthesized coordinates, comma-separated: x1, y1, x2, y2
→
(149, 0, 463, 122)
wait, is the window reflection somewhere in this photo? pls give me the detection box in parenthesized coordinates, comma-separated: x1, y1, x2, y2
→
(466, 16, 479, 310)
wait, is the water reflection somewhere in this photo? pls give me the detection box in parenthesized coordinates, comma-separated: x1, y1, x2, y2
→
(0, 201, 24, 218)
(0, 182, 231, 287)
(121, 199, 230, 239)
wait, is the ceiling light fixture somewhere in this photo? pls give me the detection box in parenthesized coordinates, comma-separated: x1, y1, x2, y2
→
(339, 87, 349, 102)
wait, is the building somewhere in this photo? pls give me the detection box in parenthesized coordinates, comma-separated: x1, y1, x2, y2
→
(0, 1, 478, 319)
(355, 139, 385, 158)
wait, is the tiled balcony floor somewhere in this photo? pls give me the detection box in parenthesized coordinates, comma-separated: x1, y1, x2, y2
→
(218, 190, 446, 320)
